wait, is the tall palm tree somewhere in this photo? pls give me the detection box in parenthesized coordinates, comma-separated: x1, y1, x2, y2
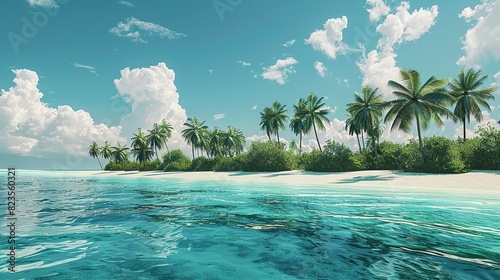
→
(131, 128, 147, 150)
(385, 69, 456, 160)
(290, 98, 311, 154)
(345, 112, 362, 152)
(222, 126, 245, 157)
(259, 107, 274, 141)
(208, 127, 223, 158)
(449, 68, 497, 140)
(147, 123, 166, 161)
(296, 93, 330, 152)
(101, 141, 112, 162)
(131, 141, 154, 168)
(347, 86, 386, 161)
(110, 143, 129, 164)
(269, 101, 288, 144)
(88, 141, 103, 170)
(182, 117, 208, 159)
(159, 119, 173, 152)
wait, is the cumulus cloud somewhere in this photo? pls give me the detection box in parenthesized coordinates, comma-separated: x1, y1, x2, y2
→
(376, 2, 439, 52)
(110, 17, 186, 43)
(114, 62, 189, 153)
(0, 69, 123, 156)
(213, 113, 225, 120)
(357, 50, 401, 96)
(305, 16, 349, 59)
(367, 0, 390, 21)
(457, 0, 500, 67)
(314, 61, 328, 78)
(237, 60, 251, 67)
(283, 39, 296, 47)
(262, 57, 298, 85)
(27, 0, 58, 8)
(117, 0, 134, 7)
(72, 63, 97, 76)
(493, 71, 500, 88)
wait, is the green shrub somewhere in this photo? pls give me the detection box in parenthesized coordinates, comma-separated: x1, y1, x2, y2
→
(104, 162, 122, 171)
(122, 161, 140, 171)
(161, 150, 192, 172)
(471, 125, 500, 170)
(140, 159, 161, 171)
(457, 137, 480, 170)
(304, 140, 357, 172)
(213, 154, 246, 171)
(402, 136, 466, 173)
(242, 141, 294, 172)
(190, 157, 219, 171)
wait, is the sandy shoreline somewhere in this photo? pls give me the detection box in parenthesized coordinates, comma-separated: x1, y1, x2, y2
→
(20, 169, 500, 193)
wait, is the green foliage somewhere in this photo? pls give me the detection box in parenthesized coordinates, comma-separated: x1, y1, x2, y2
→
(190, 157, 219, 171)
(213, 154, 246, 171)
(104, 162, 121, 171)
(471, 125, 500, 170)
(402, 136, 466, 173)
(242, 141, 294, 172)
(122, 161, 140, 171)
(140, 159, 161, 171)
(161, 150, 192, 172)
(457, 137, 480, 170)
(304, 140, 357, 172)
(360, 141, 404, 170)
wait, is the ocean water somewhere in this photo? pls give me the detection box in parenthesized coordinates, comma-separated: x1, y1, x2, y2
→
(1, 170, 499, 279)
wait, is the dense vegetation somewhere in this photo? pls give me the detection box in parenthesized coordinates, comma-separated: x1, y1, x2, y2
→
(88, 68, 499, 174)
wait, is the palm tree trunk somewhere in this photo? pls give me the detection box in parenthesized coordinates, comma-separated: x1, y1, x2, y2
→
(356, 133, 361, 152)
(361, 132, 365, 151)
(155, 147, 159, 161)
(299, 132, 303, 155)
(463, 117, 467, 141)
(312, 119, 322, 152)
(276, 130, 280, 145)
(165, 141, 170, 152)
(96, 156, 103, 170)
(191, 145, 195, 159)
(415, 113, 425, 161)
(372, 135, 379, 168)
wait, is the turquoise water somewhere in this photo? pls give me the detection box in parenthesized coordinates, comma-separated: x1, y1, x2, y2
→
(1, 171, 500, 279)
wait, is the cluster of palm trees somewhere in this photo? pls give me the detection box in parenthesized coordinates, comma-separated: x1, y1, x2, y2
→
(88, 120, 173, 169)
(181, 117, 245, 159)
(346, 68, 496, 161)
(260, 92, 330, 153)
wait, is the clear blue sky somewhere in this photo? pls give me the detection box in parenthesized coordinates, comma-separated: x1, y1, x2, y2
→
(1, 0, 499, 169)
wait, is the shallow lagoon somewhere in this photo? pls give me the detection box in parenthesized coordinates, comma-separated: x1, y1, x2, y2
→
(1, 170, 499, 279)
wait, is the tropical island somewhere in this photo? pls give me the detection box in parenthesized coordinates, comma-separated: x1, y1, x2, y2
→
(88, 68, 500, 175)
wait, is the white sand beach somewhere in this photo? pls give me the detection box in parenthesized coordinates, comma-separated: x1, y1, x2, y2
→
(45, 170, 500, 193)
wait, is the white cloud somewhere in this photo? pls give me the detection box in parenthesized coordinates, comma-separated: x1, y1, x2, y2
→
(493, 71, 500, 88)
(367, 0, 390, 21)
(305, 16, 349, 59)
(246, 134, 269, 143)
(213, 113, 225, 120)
(110, 17, 186, 43)
(27, 0, 58, 8)
(117, 1, 134, 7)
(357, 50, 401, 96)
(262, 57, 298, 85)
(314, 61, 328, 78)
(209, 69, 214, 75)
(237, 60, 251, 67)
(72, 63, 97, 76)
(376, 2, 439, 52)
(114, 62, 190, 154)
(283, 39, 296, 47)
(251, 105, 257, 110)
(0, 69, 123, 156)
(457, 0, 500, 67)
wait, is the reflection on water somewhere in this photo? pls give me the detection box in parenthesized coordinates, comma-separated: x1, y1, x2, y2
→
(0, 170, 499, 279)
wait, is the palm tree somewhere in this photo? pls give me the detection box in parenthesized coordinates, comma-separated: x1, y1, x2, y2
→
(385, 69, 457, 160)
(182, 117, 208, 159)
(147, 123, 166, 161)
(259, 107, 273, 141)
(222, 126, 245, 157)
(295, 93, 330, 152)
(110, 143, 129, 164)
(88, 141, 103, 170)
(270, 101, 288, 144)
(208, 127, 223, 158)
(131, 128, 147, 150)
(449, 68, 497, 140)
(159, 120, 173, 152)
(290, 98, 311, 154)
(345, 112, 362, 151)
(131, 141, 154, 168)
(347, 86, 386, 161)
(101, 141, 112, 162)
